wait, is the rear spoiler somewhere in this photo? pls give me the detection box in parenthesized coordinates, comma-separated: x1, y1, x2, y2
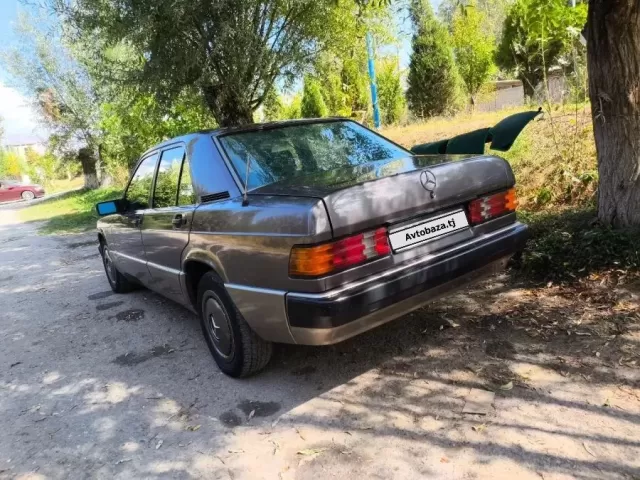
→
(410, 109, 542, 155)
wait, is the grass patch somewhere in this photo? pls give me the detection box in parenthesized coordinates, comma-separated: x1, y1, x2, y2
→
(515, 208, 640, 283)
(18, 187, 122, 235)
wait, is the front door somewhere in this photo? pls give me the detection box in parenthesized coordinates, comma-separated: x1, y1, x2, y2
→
(141, 145, 196, 304)
(109, 152, 159, 285)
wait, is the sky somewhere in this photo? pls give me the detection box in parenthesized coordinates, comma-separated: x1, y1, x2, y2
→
(0, 0, 441, 146)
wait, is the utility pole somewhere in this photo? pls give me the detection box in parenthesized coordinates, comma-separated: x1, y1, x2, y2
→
(366, 31, 381, 129)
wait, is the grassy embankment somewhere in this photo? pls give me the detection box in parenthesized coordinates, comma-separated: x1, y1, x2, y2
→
(17, 187, 121, 235)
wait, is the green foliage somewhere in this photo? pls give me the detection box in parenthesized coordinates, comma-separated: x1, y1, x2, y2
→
(452, 2, 496, 104)
(301, 78, 329, 118)
(99, 90, 214, 179)
(18, 187, 122, 234)
(282, 95, 303, 119)
(263, 88, 284, 122)
(439, 0, 510, 42)
(376, 57, 405, 125)
(406, 0, 461, 118)
(516, 208, 640, 282)
(496, 0, 588, 97)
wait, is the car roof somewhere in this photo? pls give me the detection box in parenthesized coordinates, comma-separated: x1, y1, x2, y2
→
(140, 117, 350, 157)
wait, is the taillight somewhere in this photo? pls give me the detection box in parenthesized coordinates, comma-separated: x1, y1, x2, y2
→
(468, 188, 518, 224)
(290, 227, 391, 277)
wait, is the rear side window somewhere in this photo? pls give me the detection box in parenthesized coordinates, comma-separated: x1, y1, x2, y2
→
(153, 146, 186, 208)
(125, 153, 159, 209)
(178, 156, 195, 206)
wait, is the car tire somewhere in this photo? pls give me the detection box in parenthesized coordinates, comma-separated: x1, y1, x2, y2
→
(197, 272, 273, 378)
(99, 242, 136, 293)
(21, 191, 35, 201)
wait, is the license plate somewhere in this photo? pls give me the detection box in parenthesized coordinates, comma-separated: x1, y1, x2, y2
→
(388, 210, 469, 251)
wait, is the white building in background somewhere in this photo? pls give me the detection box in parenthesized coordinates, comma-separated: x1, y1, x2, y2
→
(3, 142, 47, 157)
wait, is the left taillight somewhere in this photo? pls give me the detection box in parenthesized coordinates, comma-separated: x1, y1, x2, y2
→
(468, 188, 518, 225)
(290, 227, 391, 278)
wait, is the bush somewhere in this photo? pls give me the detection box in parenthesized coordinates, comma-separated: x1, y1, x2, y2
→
(301, 77, 329, 118)
(376, 57, 406, 125)
(516, 208, 640, 282)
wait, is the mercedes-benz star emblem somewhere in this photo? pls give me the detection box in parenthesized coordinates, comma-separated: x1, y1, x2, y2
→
(420, 169, 436, 198)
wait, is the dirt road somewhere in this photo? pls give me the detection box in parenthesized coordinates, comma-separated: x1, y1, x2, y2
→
(1, 207, 639, 480)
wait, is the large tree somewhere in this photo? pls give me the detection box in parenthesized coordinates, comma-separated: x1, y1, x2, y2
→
(587, 0, 640, 226)
(496, 0, 587, 98)
(406, 0, 460, 118)
(2, 12, 102, 188)
(57, 0, 388, 128)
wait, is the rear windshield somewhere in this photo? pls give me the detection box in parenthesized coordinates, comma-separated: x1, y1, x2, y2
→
(218, 121, 409, 190)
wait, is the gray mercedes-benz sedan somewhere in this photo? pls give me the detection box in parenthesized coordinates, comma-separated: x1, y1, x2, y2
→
(96, 118, 528, 377)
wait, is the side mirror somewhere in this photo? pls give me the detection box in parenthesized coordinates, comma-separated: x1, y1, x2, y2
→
(96, 199, 124, 216)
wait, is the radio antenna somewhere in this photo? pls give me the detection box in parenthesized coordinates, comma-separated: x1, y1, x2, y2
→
(242, 156, 251, 207)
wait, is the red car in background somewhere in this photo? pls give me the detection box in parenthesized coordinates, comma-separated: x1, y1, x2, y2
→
(0, 180, 45, 203)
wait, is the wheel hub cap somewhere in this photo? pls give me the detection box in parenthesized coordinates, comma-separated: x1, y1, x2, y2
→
(104, 249, 116, 283)
(204, 296, 232, 358)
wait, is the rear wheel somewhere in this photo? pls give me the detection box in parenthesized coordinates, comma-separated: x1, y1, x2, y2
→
(100, 243, 136, 293)
(21, 191, 35, 201)
(197, 272, 272, 377)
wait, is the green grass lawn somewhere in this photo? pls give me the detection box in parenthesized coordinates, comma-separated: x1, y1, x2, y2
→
(18, 187, 122, 235)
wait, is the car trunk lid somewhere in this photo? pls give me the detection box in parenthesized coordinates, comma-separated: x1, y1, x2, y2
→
(251, 155, 515, 237)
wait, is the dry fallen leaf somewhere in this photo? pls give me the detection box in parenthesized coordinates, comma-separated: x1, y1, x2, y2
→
(248, 409, 256, 420)
(155, 440, 163, 450)
(583, 442, 596, 457)
(499, 381, 514, 391)
(297, 448, 327, 456)
(186, 424, 201, 432)
(440, 456, 450, 463)
(472, 424, 487, 433)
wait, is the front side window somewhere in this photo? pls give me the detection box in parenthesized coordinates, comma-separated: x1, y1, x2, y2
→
(153, 146, 185, 208)
(125, 153, 159, 210)
(218, 121, 409, 190)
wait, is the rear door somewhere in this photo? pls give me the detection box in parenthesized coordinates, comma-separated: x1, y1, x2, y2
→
(141, 145, 196, 304)
(109, 152, 159, 284)
(0, 182, 21, 202)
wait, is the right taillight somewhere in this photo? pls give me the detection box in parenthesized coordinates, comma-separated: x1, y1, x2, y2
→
(468, 188, 518, 225)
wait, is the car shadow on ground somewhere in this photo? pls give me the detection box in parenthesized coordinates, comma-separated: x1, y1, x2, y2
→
(1, 213, 639, 479)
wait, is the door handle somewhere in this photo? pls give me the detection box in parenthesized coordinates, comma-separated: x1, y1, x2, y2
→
(172, 214, 185, 227)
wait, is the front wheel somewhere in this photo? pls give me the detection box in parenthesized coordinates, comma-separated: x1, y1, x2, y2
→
(100, 243, 136, 293)
(197, 272, 272, 377)
(21, 191, 35, 201)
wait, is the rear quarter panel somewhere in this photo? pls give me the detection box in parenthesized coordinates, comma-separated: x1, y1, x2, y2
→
(184, 196, 332, 291)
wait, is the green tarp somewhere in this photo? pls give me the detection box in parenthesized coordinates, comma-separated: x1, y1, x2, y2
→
(410, 109, 541, 156)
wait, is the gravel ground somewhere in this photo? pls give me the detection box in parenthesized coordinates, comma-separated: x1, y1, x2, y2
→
(1, 206, 639, 480)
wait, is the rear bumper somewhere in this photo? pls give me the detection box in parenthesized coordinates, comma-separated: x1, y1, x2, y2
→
(286, 221, 528, 345)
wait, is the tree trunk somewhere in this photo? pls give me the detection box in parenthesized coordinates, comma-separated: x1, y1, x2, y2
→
(203, 84, 254, 127)
(588, 0, 640, 227)
(78, 147, 99, 189)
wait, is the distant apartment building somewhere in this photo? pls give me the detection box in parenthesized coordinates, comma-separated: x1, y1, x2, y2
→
(3, 142, 47, 157)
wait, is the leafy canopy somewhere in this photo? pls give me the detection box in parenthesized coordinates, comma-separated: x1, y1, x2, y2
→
(56, 0, 389, 127)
